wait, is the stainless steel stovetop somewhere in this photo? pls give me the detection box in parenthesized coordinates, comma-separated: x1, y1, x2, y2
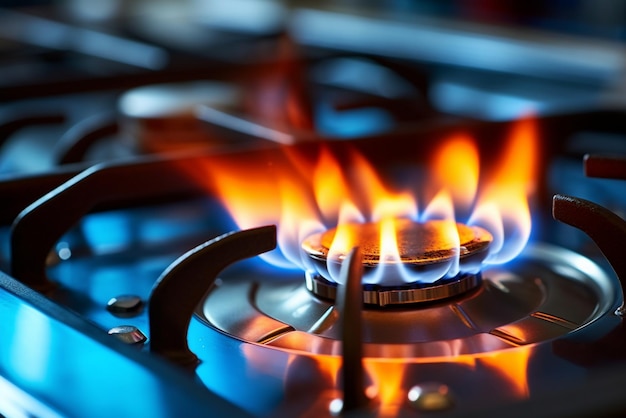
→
(1, 3, 626, 417)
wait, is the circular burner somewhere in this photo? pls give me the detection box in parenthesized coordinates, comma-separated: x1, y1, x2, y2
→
(301, 219, 492, 302)
(196, 244, 617, 358)
(302, 219, 492, 267)
(305, 271, 483, 306)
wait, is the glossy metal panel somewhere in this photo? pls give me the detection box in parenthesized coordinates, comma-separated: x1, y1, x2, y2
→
(198, 243, 616, 357)
(0, 272, 250, 418)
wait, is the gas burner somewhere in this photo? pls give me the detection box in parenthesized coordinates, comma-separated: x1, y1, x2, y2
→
(198, 243, 615, 357)
(3, 2, 626, 414)
(301, 219, 492, 305)
(1, 111, 625, 416)
(304, 272, 482, 307)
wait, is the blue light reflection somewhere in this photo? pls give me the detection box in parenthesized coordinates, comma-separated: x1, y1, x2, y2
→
(0, 277, 246, 417)
(315, 102, 394, 137)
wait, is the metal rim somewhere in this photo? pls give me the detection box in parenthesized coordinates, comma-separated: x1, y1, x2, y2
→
(196, 243, 618, 358)
(305, 271, 482, 306)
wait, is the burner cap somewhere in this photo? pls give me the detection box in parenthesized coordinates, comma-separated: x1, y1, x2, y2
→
(303, 219, 491, 266)
(301, 219, 492, 304)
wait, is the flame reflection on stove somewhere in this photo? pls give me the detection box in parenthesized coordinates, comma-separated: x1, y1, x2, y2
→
(266, 347, 532, 415)
(312, 355, 341, 388)
(195, 115, 537, 284)
(479, 347, 532, 398)
(363, 360, 406, 415)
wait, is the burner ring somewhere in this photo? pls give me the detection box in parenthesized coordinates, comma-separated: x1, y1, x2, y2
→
(305, 271, 482, 306)
(197, 243, 617, 357)
(301, 219, 492, 297)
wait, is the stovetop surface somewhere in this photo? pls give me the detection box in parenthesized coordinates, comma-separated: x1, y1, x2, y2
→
(2, 2, 626, 417)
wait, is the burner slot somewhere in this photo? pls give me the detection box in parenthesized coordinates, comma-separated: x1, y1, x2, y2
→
(201, 281, 294, 343)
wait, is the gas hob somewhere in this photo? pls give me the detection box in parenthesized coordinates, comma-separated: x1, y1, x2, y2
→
(1, 4, 626, 417)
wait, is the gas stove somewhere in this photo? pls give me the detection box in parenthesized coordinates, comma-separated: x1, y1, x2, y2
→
(1, 3, 626, 418)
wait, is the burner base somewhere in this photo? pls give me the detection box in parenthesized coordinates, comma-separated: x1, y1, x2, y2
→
(305, 271, 482, 306)
(196, 243, 616, 357)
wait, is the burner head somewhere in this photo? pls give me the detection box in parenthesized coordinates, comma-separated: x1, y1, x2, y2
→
(198, 243, 616, 357)
(303, 219, 492, 266)
(301, 219, 493, 305)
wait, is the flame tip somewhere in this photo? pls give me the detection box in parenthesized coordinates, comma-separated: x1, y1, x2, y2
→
(207, 115, 538, 282)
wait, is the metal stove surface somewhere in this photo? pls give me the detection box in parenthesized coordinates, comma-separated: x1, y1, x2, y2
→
(1, 116, 625, 416)
(2, 3, 626, 418)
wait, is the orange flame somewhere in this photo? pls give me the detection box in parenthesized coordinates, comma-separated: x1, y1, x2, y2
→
(364, 360, 406, 414)
(335, 348, 529, 413)
(200, 116, 538, 283)
(479, 347, 533, 398)
(313, 147, 350, 222)
(432, 134, 479, 209)
(470, 117, 538, 264)
(314, 355, 342, 388)
(240, 346, 532, 415)
(349, 151, 417, 221)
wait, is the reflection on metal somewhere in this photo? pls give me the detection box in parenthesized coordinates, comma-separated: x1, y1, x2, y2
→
(408, 383, 454, 411)
(290, 8, 626, 83)
(201, 281, 294, 343)
(54, 112, 118, 165)
(335, 247, 369, 412)
(488, 328, 524, 346)
(530, 311, 578, 330)
(553, 195, 626, 316)
(0, 10, 169, 70)
(0, 375, 64, 418)
(119, 82, 240, 119)
(46, 242, 72, 267)
(196, 106, 299, 145)
(0, 272, 252, 417)
(553, 154, 626, 316)
(119, 82, 246, 152)
(108, 325, 147, 345)
(150, 225, 276, 365)
(306, 271, 482, 306)
(107, 295, 143, 316)
(198, 243, 615, 357)
(584, 154, 626, 180)
(328, 398, 343, 416)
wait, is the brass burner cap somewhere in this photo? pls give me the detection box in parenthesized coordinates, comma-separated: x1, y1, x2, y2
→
(302, 219, 492, 266)
(301, 219, 492, 299)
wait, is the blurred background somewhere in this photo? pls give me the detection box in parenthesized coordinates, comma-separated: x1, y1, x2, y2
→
(3, 0, 625, 257)
(2, 0, 625, 120)
(2, 0, 625, 211)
